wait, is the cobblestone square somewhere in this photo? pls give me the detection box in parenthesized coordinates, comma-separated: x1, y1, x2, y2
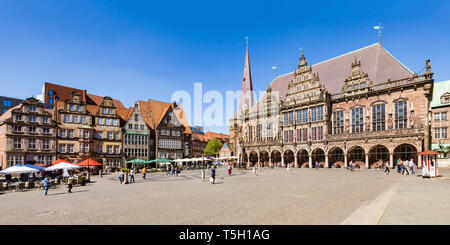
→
(1, 167, 449, 225)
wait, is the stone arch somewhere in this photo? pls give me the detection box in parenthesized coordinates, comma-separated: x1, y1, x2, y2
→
(283, 149, 294, 167)
(347, 146, 365, 168)
(260, 150, 270, 166)
(296, 149, 309, 168)
(312, 148, 325, 168)
(328, 146, 344, 168)
(270, 150, 282, 165)
(249, 151, 258, 166)
(393, 143, 418, 166)
(368, 144, 390, 168)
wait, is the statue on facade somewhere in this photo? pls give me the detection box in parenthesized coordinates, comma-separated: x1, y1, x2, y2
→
(409, 110, 415, 128)
(345, 119, 350, 133)
(425, 59, 432, 73)
(387, 113, 393, 130)
(365, 116, 370, 131)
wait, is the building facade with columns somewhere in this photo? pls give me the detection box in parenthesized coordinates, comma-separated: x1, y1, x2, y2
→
(230, 43, 434, 169)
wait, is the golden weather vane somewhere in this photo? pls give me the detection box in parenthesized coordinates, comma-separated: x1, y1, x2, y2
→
(373, 23, 384, 45)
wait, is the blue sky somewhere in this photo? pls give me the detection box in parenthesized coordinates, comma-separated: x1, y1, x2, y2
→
(1, 0, 449, 134)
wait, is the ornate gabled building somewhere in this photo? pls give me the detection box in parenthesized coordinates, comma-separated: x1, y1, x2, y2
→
(231, 43, 434, 169)
(88, 97, 122, 168)
(55, 91, 95, 163)
(0, 97, 57, 169)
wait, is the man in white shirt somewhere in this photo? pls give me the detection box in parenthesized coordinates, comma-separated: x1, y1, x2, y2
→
(409, 159, 415, 175)
(402, 160, 410, 175)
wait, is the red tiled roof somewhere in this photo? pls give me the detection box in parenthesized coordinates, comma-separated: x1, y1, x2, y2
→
(117, 108, 133, 121)
(206, 132, 230, 141)
(249, 43, 413, 113)
(87, 94, 125, 109)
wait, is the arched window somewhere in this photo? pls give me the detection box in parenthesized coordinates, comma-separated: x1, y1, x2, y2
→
(48, 89, 54, 96)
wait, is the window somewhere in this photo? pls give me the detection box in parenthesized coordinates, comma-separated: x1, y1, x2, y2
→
(435, 128, 448, 139)
(3, 99, 12, 107)
(43, 117, 49, 123)
(140, 125, 145, 130)
(69, 104, 75, 112)
(266, 122, 273, 140)
(248, 126, 253, 141)
(372, 104, 386, 131)
(114, 132, 120, 140)
(42, 139, 50, 150)
(97, 131, 103, 139)
(105, 118, 111, 126)
(60, 129, 66, 138)
(98, 118, 104, 125)
(28, 139, 36, 149)
(49, 98, 54, 105)
(102, 108, 107, 114)
(302, 128, 308, 142)
(68, 145, 74, 153)
(13, 125, 22, 132)
(48, 89, 54, 96)
(134, 124, 139, 130)
(64, 115, 70, 123)
(29, 126, 36, 133)
(29, 106, 36, 112)
(15, 114, 22, 121)
(13, 138, 22, 149)
(317, 106, 324, 121)
(256, 124, 262, 141)
(77, 106, 82, 112)
(443, 112, 448, 121)
(301, 109, 308, 124)
(72, 115, 78, 123)
(81, 116, 86, 124)
(311, 127, 323, 141)
(114, 146, 120, 154)
(434, 113, 441, 121)
(68, 130, 74, 138)
(332, 111, 344, 135)
(135, 114, 139, 121)
(28, 115, 37, 122)
(352, 107, 364, 133)
(43, 128, 50, 134)
(395, 101, 407, 129)
(283, 113, 289, 126)
(128, 124, 133, 129)
(59, 144, 66, 153)
(311, 107, 317, 122)
(107, 132, 113, 140)
(109, 109, 113, 115)
(288, 111, 294, 125)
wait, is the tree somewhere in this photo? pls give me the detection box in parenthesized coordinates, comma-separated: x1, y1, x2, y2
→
(203, 138, 223, 157)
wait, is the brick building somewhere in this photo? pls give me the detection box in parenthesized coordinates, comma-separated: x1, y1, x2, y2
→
(0, 96, 24, 116)
(231, 42, 434, 169)
(0, 98, 57, 169)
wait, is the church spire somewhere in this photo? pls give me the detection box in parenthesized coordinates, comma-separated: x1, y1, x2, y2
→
(239, 41, 254, 114)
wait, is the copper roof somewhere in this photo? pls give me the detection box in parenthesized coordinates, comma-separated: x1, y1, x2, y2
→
(248, 43, 413, 113)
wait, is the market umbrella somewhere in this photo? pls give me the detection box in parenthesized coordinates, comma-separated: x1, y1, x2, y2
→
(24, 164, 46, 171)
(78, 158, 103, 167)
(127, 159, 151, 164)
(0, 165, 40, 175)
(46, 162, 81, 171)
(50, 159, 72, 166)
(151, 158, 172, 163)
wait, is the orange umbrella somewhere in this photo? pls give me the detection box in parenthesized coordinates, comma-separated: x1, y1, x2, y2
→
(78, 158, 103, 166)
(50, 159, 71, 166)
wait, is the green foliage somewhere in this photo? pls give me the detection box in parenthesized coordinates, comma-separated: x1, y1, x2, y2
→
(121, 168, 130, 172)
(203, 138, 223, 156)
(78, 176, 86, 185)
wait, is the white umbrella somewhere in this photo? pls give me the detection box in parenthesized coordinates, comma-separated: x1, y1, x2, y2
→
(0, 165, 40, 175)
(46, 162, 81, 171)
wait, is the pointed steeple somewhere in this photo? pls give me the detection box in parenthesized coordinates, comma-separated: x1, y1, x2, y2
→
(239, 44, 254, 114)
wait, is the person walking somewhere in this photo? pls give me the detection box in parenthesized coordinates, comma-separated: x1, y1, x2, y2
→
(210, 165, 216, 184)
(253, 165, 257, 176)
(142, 167, 147, 180)
(119, 171, 124, 184)
(402, 160, 410, 175)
(130, 169, 135, 183)
(227, 163, 232, 176)
(287, 163, 291, 171)
(43, 176, 51, 196)
(397, 159, 402, 173)
(166, 165, 170, 175)
(67, 175, 74, 193)
(409, 159, 415, 175)
(384, 161, 390, 174)
(171, 165, 175, 176)
(349, 160, 354, 172)
(315, 161, 319, 170)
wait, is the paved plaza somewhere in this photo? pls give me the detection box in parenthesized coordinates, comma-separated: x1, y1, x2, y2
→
(1, 167, 450, 225)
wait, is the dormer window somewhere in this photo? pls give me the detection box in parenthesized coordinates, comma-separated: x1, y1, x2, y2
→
(347, 85, 352, 91)
(29, 106, 36, 112)
(360, 83, 366, 88)
(69, 104, 75, 112)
